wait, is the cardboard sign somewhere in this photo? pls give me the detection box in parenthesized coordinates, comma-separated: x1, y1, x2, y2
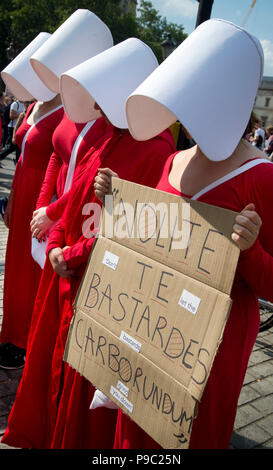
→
(64, 178, 240, 448)
(103, 178, 239, 294)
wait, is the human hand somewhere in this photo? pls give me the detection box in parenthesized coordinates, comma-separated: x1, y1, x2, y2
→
(48, 246, 74, 278)
(30, 207, 54, 241)
(94, 168, 119, 203)
(231, 203, 262, 250)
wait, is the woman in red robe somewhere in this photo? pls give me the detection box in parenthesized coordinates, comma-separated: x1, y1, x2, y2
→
(0, 32, 65, 368)
(111, 142, 270, 450)
(0, 12, 114, 367)
(49, 124, 175, 449)
(28, 9, 114, 253)
(1, 125, 174, 450)
(29, 114, 108, 254)
(0, 97, 63, 365)
(108, 19, 273, 449)
(32, 114, 88, 233)
(1, 38, 176, 449)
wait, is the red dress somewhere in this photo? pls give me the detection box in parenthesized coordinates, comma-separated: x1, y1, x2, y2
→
(113, 151, 273, 449)
(0, 103, 63, 349)
(1, 124, 175, 449)
(35, 114, 107, 222)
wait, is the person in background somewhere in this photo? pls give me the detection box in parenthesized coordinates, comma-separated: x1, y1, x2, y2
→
(264, 125, 273, 158)
(250, 116, 265, 150)
(0, 91, 8, 152)
(1, 98, 25, 163)
(1, 94, 12, 149)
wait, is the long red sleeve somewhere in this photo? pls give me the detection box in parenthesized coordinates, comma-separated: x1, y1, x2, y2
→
(62, 234, 97, 269)
(36, 151, 63, 210)
(47, 198, 101, 268)
(46, 191, 70, 222)
(59, 130, 175, 269)
(237, 238, 273, 301)
(46, 216, 66, 254)
(236, 162, 273, 301)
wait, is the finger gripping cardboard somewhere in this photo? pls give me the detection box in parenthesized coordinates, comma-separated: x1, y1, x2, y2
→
(64, 178, 240, 449)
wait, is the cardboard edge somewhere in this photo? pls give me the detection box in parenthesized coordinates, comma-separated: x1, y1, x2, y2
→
(64, 310, 200, 449)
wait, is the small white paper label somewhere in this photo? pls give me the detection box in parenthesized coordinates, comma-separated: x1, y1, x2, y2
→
(110, 386, 133, 413)
(117, 380, 129, 398)
(102, 250, 119, 270)
(120, 331, 142, 353)
(179, 289, 201, 315)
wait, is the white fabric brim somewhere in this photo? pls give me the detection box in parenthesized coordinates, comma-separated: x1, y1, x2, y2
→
(1, 33, 56, 102)
(126, 19, 264, 161)
(30, 9, 113, 93)
(60, 38, 158, 128)
(60, 75, 101, 123)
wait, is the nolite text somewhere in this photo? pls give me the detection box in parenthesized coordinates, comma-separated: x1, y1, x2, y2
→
(82, 197, 191, 249)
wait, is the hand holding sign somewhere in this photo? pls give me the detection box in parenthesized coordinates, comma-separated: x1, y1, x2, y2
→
(232, 203, 262, 250)
(94, 168, 118, 202)
(96, 171, 262, 252)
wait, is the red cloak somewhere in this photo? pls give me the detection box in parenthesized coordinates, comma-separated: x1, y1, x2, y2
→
(2, 124, 175, 448)
(0, 103, 63, 349)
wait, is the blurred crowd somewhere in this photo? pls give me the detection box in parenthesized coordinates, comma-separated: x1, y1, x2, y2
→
(244, 111, 273, 159)
(0, 92, 33, 163)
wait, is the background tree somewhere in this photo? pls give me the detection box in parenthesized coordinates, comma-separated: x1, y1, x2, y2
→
(136, 0, 187, 61)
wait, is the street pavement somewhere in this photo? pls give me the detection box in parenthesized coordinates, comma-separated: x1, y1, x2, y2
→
(0, 152, 272, 450)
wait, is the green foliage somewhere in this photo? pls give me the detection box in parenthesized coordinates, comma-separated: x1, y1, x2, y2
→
(0, 0, 187, 87)
(136, 1, 187, 62)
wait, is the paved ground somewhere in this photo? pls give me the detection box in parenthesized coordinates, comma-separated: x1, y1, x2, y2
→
(0, 152, 272, 450)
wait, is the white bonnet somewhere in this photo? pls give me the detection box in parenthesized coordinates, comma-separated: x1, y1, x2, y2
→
(60, 38, 158, 128)
(126, 19, 264, 161)
(1, 33, 56, 102)
(30, 9, 113, 93)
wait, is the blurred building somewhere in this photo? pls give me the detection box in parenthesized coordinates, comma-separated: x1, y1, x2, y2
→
(254, 76, 273, 127)
(120, 0, 137, 15)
